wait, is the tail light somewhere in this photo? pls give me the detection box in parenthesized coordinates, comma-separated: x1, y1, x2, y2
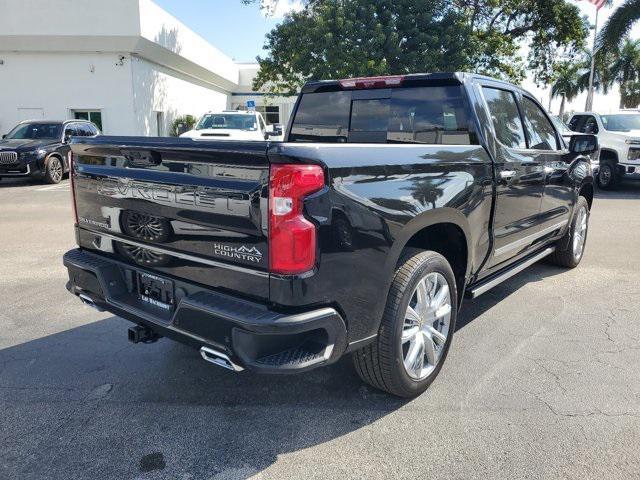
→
(69, 151, 78, 225)
(269, 164, 324, 274)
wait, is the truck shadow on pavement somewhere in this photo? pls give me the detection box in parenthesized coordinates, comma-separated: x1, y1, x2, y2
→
(0, 317, 408, 479)
(456, 262, 566, 332)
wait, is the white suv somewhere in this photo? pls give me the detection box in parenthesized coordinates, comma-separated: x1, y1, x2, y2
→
(567, 111, 640, 189)
(180, 110, 274, 141)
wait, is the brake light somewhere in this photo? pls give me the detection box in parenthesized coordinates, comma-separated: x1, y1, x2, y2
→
(269, 164, 324, 274)
(69, 151, 78, 225)
(338, 75, 405, 89)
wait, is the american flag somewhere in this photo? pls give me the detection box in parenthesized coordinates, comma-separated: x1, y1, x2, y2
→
(583, 0, 606, 9)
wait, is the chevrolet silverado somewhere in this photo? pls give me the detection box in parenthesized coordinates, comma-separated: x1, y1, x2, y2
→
(63, 73, 597, 397)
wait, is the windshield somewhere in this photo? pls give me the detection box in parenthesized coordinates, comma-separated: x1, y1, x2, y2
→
(195, 114, 257, 131)
(5, 123, 62, 140)
(601, 114, 640, 132)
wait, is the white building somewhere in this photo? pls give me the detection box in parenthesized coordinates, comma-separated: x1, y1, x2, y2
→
(0, 0, 297, 136)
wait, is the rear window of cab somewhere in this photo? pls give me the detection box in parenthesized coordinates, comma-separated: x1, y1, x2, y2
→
(289, 86, 477, 145)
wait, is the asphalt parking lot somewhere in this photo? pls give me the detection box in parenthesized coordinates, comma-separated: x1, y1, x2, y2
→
(1, 176, 639, 480)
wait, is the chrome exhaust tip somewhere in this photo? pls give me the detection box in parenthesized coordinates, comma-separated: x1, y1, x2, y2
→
(78, 293, 105, 312)
(200, 346, 244, 372)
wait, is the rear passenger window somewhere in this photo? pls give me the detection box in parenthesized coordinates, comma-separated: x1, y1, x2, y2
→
(289, 86, 476, 144)
(387, 87, 474, 144)
(521, 97, 559, 150)
(482, 88, 526, 149)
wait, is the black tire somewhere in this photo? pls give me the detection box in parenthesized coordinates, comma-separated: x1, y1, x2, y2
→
(597, 161, 619, 190)
(352, 250, 457, 398)
(44, 156, 63, 184)
(548, 196, 590, 268)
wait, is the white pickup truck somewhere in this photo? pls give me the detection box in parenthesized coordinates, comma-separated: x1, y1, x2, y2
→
(179, 110, 278, 141)
(567, 111, 640, 189)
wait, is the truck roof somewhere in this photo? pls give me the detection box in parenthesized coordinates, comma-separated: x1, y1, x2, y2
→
(301, 72, 537, 99)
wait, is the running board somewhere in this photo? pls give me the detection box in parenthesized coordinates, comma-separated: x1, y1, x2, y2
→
(466, 247, 555, 299)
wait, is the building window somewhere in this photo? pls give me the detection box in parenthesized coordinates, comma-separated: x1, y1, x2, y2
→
(73, 110, 102, 132)
(232, 104, 280, 125)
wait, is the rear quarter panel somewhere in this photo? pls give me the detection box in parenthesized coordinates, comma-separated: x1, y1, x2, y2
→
(269, 143, 494, 344)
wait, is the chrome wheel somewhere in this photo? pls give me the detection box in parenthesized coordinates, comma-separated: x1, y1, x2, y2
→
(49, 158, 63, 183)
(401, 272, 452, 380)
(573, 206, 588, 260)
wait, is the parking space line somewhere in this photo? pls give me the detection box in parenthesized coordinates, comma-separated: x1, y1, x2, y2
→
(35, 183, 70, 192)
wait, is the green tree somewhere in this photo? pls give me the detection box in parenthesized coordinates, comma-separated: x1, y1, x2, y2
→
(171, 115, 197, 136)
(598, 0, 640, 53)
(551, 62, 582, 119)
(456, 0, 588, 86)
(608, 39, 640, 108)
(253, 1, 473, 95)
(245, 0, 587, 95)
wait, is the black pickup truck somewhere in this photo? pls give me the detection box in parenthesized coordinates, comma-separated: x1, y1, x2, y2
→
(63, 73, 597, 397)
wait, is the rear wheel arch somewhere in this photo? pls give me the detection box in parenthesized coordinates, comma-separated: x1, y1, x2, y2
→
(386, 211, 472, 307)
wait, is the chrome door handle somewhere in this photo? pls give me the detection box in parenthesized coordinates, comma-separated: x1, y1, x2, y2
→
(499, 170, 517, 180)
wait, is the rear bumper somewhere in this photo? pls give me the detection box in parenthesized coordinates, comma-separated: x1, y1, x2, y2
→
(63, 248, 347, 373)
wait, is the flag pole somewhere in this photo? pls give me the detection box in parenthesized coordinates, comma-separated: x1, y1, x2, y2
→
(585, 7, 599, 111)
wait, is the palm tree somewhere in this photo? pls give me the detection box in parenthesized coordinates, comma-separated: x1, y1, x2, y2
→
(608, 39, 640, 108)
(551, 63, 582, 118)
(598, 0, 640, 53)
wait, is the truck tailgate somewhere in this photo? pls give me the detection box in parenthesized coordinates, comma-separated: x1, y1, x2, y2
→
(70, 137, 270, 301)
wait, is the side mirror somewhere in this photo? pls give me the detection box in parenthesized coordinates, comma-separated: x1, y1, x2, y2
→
(64, 130, 73, 143)
(1, 134, 6, 139)
(569, 134, 598, 155)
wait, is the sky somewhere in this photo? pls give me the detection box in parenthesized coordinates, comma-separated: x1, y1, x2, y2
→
(154, 0, 639, 114)
(152, 0, 303, 62)
(523, 0, 640, 115)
